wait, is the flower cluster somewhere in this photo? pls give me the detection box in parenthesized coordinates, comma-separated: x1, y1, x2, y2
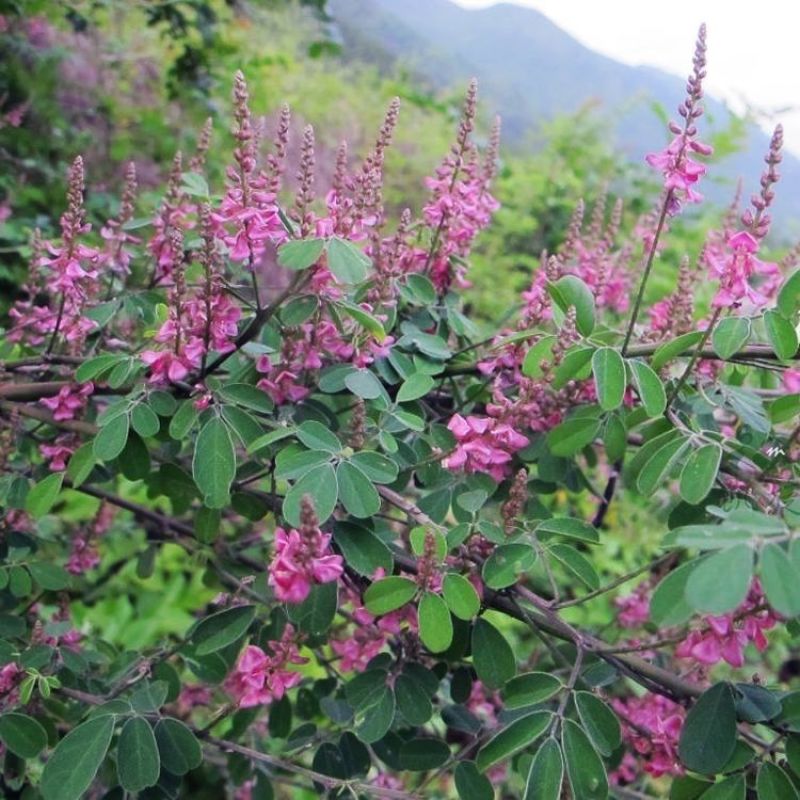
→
(443, 414, 529, 482)
(212, 72, 287, 266)
(422, 81, 500, 292)
(612, 693, 685, 779)
(615, 581, 651, 629)
(676, 580, 779, 669)
(40, 383, 93, 422)
(9, 158, 98, 349)
(645, 24, 712, 215)
(224, 628, 307, 708)
(267, 497, 343, 604)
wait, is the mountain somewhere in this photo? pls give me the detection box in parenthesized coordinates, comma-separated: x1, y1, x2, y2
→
(328, 0, 800, 236)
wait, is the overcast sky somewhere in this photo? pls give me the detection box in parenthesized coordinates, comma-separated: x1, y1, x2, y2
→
(452, 0, 800, 155)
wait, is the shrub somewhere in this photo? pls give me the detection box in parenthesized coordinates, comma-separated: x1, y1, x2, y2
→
(1, 24, 799, 800)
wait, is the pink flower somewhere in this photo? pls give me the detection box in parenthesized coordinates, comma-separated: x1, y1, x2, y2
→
(646, 136, 711, 214)
(675, 579, 778, 668)
(615, 582, 651, 629)
(40, 439, 76, 472)
(268, 519, 344, 605)
(784, 369, 800, 394)
(443, 414, 528, 482)
(612, 693, 685, 779)
(140, 350, 193, 384)
(707, 230, 779, 311)
(224, 627, 307, 708)
(40, 383, 93, 421)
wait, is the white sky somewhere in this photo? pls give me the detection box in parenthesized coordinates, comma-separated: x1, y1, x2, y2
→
(453, 0, 800, 155)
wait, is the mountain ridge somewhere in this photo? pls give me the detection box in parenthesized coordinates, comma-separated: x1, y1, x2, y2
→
(328, 0, 800, 236)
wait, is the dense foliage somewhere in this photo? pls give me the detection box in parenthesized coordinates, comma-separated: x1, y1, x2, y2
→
(2, 11, 800, 800)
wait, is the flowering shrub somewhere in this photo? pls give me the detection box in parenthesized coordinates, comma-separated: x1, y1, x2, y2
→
(1, 24, 800, 800)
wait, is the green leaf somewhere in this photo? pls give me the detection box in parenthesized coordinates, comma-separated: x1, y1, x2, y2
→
(637, 435, 691, 496)
(277, 238, 326, 270)
(345, 369, 383, 399)
(155, 718, 202, 776)
(786, 736, 800, 781)
(346, 669, 389, 710)
(395, 674, 433, 725)
(701, 776, 745, 800)
(131, 681, 169, 713)
(66, 443, 95, 488)
(248, 426, 296, 454)
(561, 719, 608, 800)
(192, 605, 255, 655)
(349, 451, 398, 483)
(522, 336, 556, 378)
(552, 346, 595, 390)
(574, 692, 621, 757)
(275, 448, 332, 481)
(549, 544, 600, 590)
(25, 472, 64, 518)
(524, 737, 564, 800)
(287, 580, 338, 635)
(442, 574, 481, 621)
(41, 715, 114, 800)
(0, 712, 47, 758)
(679, 444, 722, 505)
(482, 543, 537, 590)
(93, 412, 130, 461)
(592, 347, 625, 411)
(629, 359, 666, 416)
(536, 517, 599, 545)
(283, 463, 338, 526)
(713, 317, 751, 359)
(327, 237, 371, 283)
(549, 275, 596, 336)
(118, 716, 160, 793)
(217, 383, 274, 414)
(181, 171, 209, 198)
(282, 294, 318, 326)
(476, 711, 551, 773)
(9, 566, 31, 597)
(131, 403, 160, 438)
(169, 399, 199, 440)
(503, 672, 563, 710)
(75, 354, 126, 383)
(455, 761, 493, 800)
(193, 416, 236, 509)
(649, 560, 696, 627)
(765, 309, 798, 361)
(364, 576, 417, 615)
(398, 738, 450, 771)
(778, 270, 800, 317)
(297, 421, 341, 453)
(685, 545, 753, 614)
(734, 683, 781, 724)
(472, 617, 516, 690)
(336, 461, 380, 518)
(652, 331, 704, 370)
(397, 373, 435, 403)
(678, 683, 737, 774)
(404, 273, 437, 305)
(546, 416, 600, 457)
(29, 562, 70, 591)
(759, 543, 800, 617)
(354, 685, 394, 743)
(333, 522, 393, 577)
(418, 591, 453, 653)
(337, 301, 387, 342)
